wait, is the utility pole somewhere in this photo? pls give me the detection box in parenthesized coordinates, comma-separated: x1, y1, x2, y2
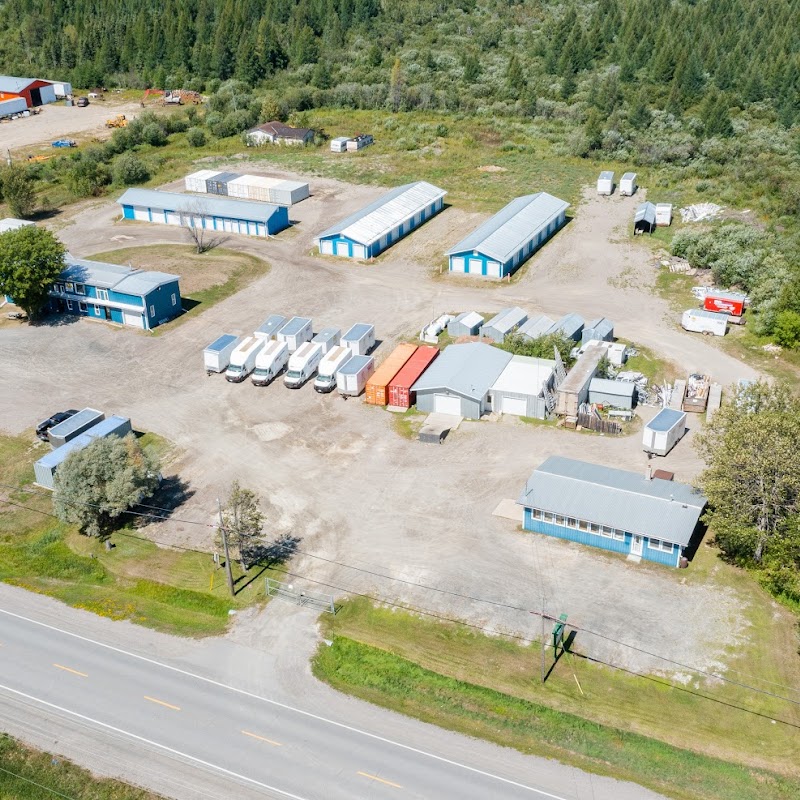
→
(541, 609, 546, 683)
(217, 498, 234, 597)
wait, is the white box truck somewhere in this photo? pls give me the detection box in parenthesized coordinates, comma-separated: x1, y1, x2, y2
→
(336, 355, 375, 396)
(619, 172, 637, 196)
(277, 316, 313, 352)
(597, 171, 614, 195)
(254, 314, 286, 340)
(311, 326, 341, 355)
(643, 408, 687, 456)
(251, 340, 289, 386)
(341, 323, 375, 356)
(284, 342, 323, 388)
(314, 345, 353, 393)
(204, 334, 240, 374)
(681, 308, 728, 337)
(225, 337, 264, 382)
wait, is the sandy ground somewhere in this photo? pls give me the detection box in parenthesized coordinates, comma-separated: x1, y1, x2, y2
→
(0, 174, 763, 676)
(2, 98, 143, 153)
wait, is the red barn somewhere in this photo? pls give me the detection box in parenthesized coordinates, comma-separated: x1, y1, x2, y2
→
(0, 76, 58, 107)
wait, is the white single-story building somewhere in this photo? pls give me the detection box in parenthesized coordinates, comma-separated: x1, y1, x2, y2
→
(490, 355, 557, 418)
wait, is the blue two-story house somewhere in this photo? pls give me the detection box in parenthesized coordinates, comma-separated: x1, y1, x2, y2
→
(517, 456, 706, 568)
(50, 255, 182, 330)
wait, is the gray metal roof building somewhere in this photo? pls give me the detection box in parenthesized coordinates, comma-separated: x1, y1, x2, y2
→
(518, 314, 555, 341)
(447, 311, 484, 338)
(581, 317, 614, 344)
(548, 313, 584, 342)
(588, 378, 637, 410)
(316, 181, 446, 260)
(446, 193, 569, 278)
(480, 307, 528, 343)
(411, 342, 512, 419)
(634, 202, 657, 234)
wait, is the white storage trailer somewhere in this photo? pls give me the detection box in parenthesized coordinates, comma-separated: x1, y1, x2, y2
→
(643, 408, 687, 456)
(656, 203, 673, 226)
(225, 337, 264, 382)
(48, 408, 104, 448)
(251, 340, 289, 386)
(314, 345, 353, 393)
(277, 317, 313, 353)
(253, 314, 287, 340)
(284, 342, 324, 388)
(185, 170, 220, 193)
(311, 327, 341, 355)
(336, 355, 375, 396)
(619, 172, 637, 196)
(682, 308, 729, 337)
(597, 171, 615, 195)
(330, 137, 351, 152)
(341, 323, 375, 356)
(204, 334, 240, 373)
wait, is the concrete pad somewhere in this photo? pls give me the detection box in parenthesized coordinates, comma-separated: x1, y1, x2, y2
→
(492, 498, 523, 523)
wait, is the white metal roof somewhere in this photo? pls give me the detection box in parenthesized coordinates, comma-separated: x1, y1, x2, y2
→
(117, 188, 283, 223)
(186, 169, 220, 182)
(589, 378, 636, 397)
(0, 218, 35, 233)
(451, 311, 484, 329)
(491, 355, 556, 396)
(621, 172, 636, 181)
(635, 202, 657, 225)
(518, 314, 554, 340)
(316, 182, 446, 247)
(445, 193, 568, 262)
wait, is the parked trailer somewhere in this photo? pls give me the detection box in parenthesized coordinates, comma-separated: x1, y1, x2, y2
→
(254, 314, 287, 340)
(225, 337, 264, 382)
(277, 316, 313, 353)
(48, 408, 104, 448)
(703, 290, 747, 320)
(341, 323, 375, 356)
(330, 137, 351, 153)
(346, 134, 374, 151)
(311, 327, 341, 355)
(387, 346, 439, 409)
(642, 408, 687, 456)
(284, 342, 324, 388)
(337, 355, 375, 397)
(366, 343, 418, 406)
(619, 172, 637, 196)
(204, 334, 240, 374)
(682, 308, 729, 337)
(597, 171, 614, 195)
(251, 340, 289, 386)
(683, 373, 711, 413)
(185, 170, 219, 193)
(206, 171, 241, 195)
(314, 345, 353, 393)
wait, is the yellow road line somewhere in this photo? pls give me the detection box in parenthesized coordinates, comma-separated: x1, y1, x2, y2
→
(357, 771, 403, 789)
(143, 695, 181, 711)
(53, 663, 88, 678)
(241, 730, 282, 747)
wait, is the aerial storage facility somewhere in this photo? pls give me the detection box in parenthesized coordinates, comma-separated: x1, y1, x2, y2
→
(446, 193, 569, 278)
(184, 171, 309, 205)
(315, 181, 446, 259)
(117, 188, 289, 237)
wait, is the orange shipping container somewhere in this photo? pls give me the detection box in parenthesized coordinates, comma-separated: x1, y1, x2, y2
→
(365, 343, 418, 405)
(387, 346, 439, 408)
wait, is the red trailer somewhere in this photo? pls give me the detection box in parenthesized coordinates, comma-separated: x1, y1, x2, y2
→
(704, 290, 746, 318)
(387, 346, 439, 408)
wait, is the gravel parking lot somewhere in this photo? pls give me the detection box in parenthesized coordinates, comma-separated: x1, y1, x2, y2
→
(0, 175, 761, 674)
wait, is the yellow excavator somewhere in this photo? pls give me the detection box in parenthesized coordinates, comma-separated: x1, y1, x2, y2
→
(105, 114, 128, 128)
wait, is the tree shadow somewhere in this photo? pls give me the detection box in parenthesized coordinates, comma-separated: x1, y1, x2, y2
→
(135, 475, 195, 523)
(233, 534, 302, 596)
(31, 312, 81, 328)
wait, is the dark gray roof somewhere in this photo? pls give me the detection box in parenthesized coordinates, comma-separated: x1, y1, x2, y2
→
(117, 188, 283, 223)
(445, 193, 568, 262)
(517, 455, 706, 546)
(646, 408, 686, 432)
(411, 342, 512, 401)
(62, 255, 179, 296)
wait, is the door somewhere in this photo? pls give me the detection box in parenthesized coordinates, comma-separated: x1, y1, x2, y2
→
(486, 261, 501, 278)
(631, 535, 643, 556)
(133, 207, 150, 221)
(30, 87, 42, 106)
(321, 240, 334, 255)
(165, 212, 181, 226)
(500, 396, 528, 416)
(450, 257, 465, 273)
(335, 240, 350, 257)
(433, 394, 462, 415)
(122, 311, 143, 328)
(468, 258, 483, 274)
(104, 307, 112, 321)
(352, 244, 367, 259)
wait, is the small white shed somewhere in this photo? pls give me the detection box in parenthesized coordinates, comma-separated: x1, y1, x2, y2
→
(597, 171, 614, 195)
(620, 173, 637, 196)
(643, 408, 687, 456)
(656, 203, 673, 226)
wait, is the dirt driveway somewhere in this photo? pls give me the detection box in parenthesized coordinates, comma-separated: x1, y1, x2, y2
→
(0, 174, 763, 675)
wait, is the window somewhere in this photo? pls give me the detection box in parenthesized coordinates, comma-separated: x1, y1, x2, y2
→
(613, 530, 625, 541)
(566, 518, 577, 528)
(554, 515, 565, 526)
(78, 302, 87, 312)
(55, 283, 65, 293)
(96, 289, 109, 302)
(65, 282, 75, 293)
(532, 509, 542, 520)
(171, 293, 177, 306)
(543, 512, 553, 523)
(149, 305, 155, 317)
(649, 539, 673, 553)
(578, 520, 588, 531)
(601, 526, 613, 538)
(589, 522, 600, 534)
(94, 306, 102, 316)
(66, 300, 73, 311)
(75, 283, 86, 295)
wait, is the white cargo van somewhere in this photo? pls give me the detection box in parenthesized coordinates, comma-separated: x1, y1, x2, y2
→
(314, 345, 353, 393)
(336, 355, 375, 396)
(341, 323, 375, 356)
(277, 316, 313, 352)
(284, 342, 323, 388)
(225, 337, 264, 382)
(251, 340, 289, 386)
(681, 309, 728, 337)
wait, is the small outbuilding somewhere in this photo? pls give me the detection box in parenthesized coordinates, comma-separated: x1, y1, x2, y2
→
(634, 202, 657, 235)
(581, 317, 614, 344)
(447, 311, 484, 338)
(411, 342, 512, 419)
(489, 355, 557, 418)
(446, 192, 569, 278)
(246, 121, 314, 146)
(588, 378, 637, 410)
(548, 313, 584, 342)
(597, 171, 614, 195)
(518, 314, 555, 341)
(315, 181, 446, 259)
(480, 307, 528, 343)
(656, 203, 673, 227)
(556, 345, 605, 417)
(0, 75, 60, 108)
(643, 408, 687, 456)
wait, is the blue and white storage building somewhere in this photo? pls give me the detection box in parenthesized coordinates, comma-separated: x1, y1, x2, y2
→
(315, 181, 446, 259)
(117, 188, 289, 238)
(518, 456, 706, 567)
(446, 193, 569, 278)
(50, 255, 181, 330)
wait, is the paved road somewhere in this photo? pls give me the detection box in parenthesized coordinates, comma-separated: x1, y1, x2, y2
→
(0, 587, 667, 800)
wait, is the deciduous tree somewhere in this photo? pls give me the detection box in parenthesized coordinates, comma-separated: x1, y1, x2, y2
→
(220, 481, 264, 570)
(1, 165, 36, 218)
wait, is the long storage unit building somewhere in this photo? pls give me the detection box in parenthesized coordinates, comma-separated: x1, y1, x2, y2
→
(316, 181, 446, 259)
(117, 189, 289, 237)
(365, 343, 418, 406)
(446, 193, 569, 279)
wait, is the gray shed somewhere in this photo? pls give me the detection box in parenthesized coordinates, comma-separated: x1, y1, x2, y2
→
(548, 313, 584, 342)
(489, 355, 556, 419)
(518, 314, 555, 341)
(581, 317, 614, 345)
(48, 408, 104, 448)
(447, 311, 484, 338)
(480, 307, 528, 343)
(634, 202, 657, 235)
(588, 378, 637, 410)
(411, 342, 512, 419)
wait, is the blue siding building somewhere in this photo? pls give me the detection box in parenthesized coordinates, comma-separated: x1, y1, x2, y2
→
(117, 188, 289, 238)
(447, 192, 569, 278)
(50, 255, 181, 329)
(316, 181, 446, 259)
(518, 456, 706, 568)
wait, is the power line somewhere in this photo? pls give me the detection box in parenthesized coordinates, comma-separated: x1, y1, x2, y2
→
(0, 763, 79, 800)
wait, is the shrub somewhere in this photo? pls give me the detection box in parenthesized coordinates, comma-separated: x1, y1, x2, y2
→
(186, 127, 206, 147)
(113, 152, 149, 185)
(141, 122, 167, 147)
